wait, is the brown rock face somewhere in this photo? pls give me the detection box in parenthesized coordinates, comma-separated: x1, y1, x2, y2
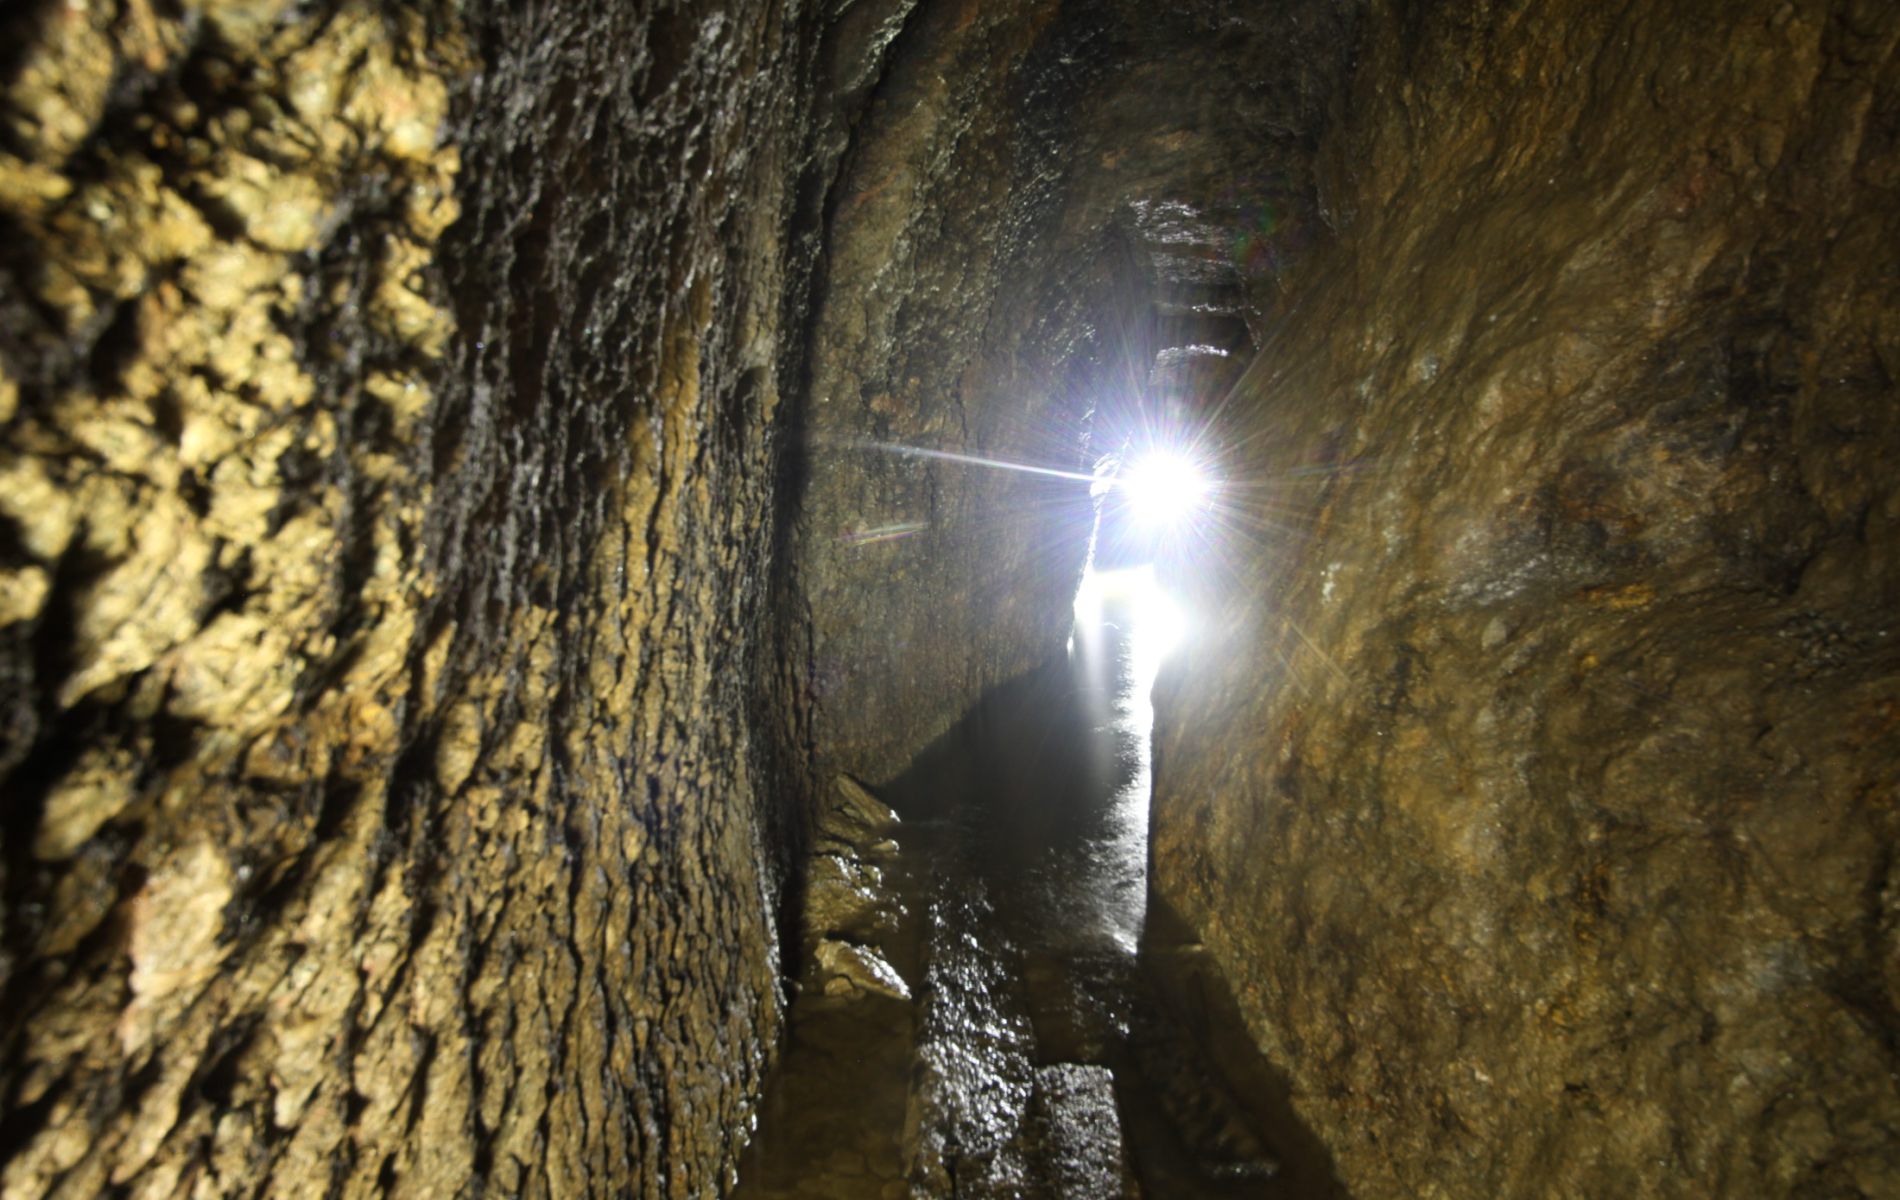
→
(1152, 0, 1900, 1195)
(6, 0, 1896, 1195)
(787, 0, 1101, 785)
(1, 0, 812, 1194)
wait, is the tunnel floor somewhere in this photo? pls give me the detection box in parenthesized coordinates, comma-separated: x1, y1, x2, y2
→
(735, 573, 1342, 1198)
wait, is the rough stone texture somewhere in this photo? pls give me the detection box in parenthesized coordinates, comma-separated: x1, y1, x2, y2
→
(805, 777, 902, 942)
(0, 0, 817, 1194)
(1153, 1, 1900, 1196)
(789, 0, 1101, 786)
(0, 0, 1362, 1193)
(806, 775, 909, 1001)
(731, 775, 920, 1200)
(1019, 1065, 1139, 1200)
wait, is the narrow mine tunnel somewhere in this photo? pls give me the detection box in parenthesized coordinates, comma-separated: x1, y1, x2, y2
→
(1, 0, 1897, 1196)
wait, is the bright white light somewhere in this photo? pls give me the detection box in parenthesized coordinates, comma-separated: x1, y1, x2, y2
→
(1071, 563, 1189, 671)
(1119, 451, 1210, 529)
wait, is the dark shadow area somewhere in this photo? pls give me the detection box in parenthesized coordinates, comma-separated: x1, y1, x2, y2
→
(1139, 899, 1351, 1200)
(888, 653, 1127, 867)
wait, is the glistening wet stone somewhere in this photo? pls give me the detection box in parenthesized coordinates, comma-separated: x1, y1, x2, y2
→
(740, 612, 1325, 1198)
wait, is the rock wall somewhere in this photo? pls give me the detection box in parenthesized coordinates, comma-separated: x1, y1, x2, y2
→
(787, 0, 1105, 786)
(1152, 0, 1900, 1195)
(0, 0, 815, 1194)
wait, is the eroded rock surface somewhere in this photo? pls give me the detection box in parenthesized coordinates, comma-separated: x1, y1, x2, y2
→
(805, 775, 910, 1001)
(1, 0, 1349, 1192)
(1153, 1, 1900, 1195)
(0, 0, 818, 1194)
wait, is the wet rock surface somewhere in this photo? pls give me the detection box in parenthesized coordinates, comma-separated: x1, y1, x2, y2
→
(0, 0, 822, 1193)
(734, 774, 920, 1200)
(1021, 1065, 1134, 1199)
(0, 0, 1358, 1193)
(741, 614, 1322, 1199)
(805, 775, 911, 1001)
(1153, 1, 1900, 1195)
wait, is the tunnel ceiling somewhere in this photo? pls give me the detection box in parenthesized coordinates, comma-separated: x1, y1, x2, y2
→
(1055, 0, 1356, 309)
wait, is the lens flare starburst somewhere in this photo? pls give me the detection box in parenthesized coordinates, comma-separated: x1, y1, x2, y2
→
(1117, 450, 1212, 530)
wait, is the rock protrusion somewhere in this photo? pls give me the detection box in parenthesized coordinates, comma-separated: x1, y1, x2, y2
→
(815, 939, 912, 1002)
(802, 775, 911, 1003)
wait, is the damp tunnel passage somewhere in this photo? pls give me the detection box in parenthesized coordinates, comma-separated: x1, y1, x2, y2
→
(736, 557, 1342, 1198)
(2, 0, 1898, 1197)
(735, 183, 1339, 1195)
